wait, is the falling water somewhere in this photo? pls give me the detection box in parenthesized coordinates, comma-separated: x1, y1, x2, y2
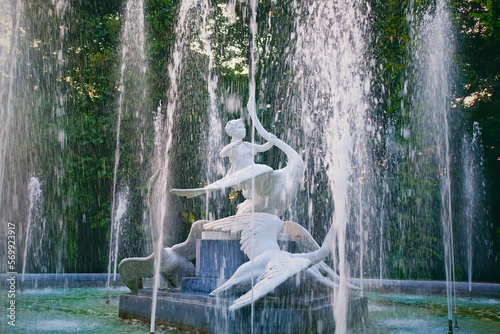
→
(0, 0, 19, 281)
(290, 1, 372, 332)
(21, 177, 44, 282)
(1, 0, 73, 276)
(248, 0, 259, 330)
(462, 122, 486, 298)
(150, 0, 197, 331)
(107, 0, 148, 289)
(411, 0, 456, 330)
(463, 132, 474, 297)
(378, 125, 398, 283)
(112, 188, 129, 284)
(0, 0, 20, 226)
(199, 0, 224, 221)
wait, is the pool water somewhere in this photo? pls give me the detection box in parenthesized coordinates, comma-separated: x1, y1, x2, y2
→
(2, 287, 499, 333)
(354, 292, 500, 334)
(2, 287, 186, 334)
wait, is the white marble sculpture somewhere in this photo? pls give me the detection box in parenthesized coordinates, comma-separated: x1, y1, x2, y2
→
(205, 213, 360, 310)
(171, 106, 304, 218)
(119, 106, 359, 306)
(170, 117, 276, 200)
(204, 212, 360, 309)
(118, 219, 206, 293)
(119, 170, 205, 293)
(219, 118, 273, 176)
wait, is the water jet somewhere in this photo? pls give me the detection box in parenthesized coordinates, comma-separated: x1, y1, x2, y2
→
(1, 0, 499, 333)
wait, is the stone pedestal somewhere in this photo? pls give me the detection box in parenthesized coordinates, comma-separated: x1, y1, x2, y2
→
(119, 233, 368, 333)
(120, 289, 367, 334)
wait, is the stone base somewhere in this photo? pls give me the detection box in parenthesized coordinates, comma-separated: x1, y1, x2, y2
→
(119, 289, 367, 334)
(120, 234, 368, 332)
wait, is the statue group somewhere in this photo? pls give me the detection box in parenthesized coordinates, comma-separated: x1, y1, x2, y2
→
(118, 107, 359, 310)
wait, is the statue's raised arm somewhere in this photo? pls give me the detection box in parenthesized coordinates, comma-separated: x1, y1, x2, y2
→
(170, 117, 275, 199)
(233, 103, 304, 216)
(246, 102, 303, 180)
(170, 105, 304, 218)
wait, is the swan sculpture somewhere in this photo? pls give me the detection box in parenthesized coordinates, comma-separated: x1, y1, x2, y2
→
(118, 219, 206, 293)
(204, 212, 360, 309)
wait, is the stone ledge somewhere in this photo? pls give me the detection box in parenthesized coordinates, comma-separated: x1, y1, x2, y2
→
(352, 278, 500, 298)
(181, 276, 221, 293)
(0, 273, 124, 289)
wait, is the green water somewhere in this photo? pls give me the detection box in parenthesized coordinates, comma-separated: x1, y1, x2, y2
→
(2, 287, 499, 333)
(354, 292, 500, 334)
(3, 287, 185, 334)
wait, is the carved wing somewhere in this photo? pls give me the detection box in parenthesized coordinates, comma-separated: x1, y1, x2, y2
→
(171, 219, 206, 261)
(282, 221, 360, 290)
(229, 252, 312, 311)
(204, 213, 283, 260)
(282, 221, 321, 252)
(203, 212, 257, 234)
(306, 265, 339, 288)
(170, 164, 273, 198)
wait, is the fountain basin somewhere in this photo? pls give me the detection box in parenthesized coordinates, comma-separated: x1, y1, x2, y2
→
(1, 273, 126, 290)
(119, 236, 368, 333)
(119, 289, 368, 334)
(352, 278, 500, 299)
(2, 275, 498, 333)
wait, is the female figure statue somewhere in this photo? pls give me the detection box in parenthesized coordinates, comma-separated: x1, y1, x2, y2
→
(219, 118, 273, 176)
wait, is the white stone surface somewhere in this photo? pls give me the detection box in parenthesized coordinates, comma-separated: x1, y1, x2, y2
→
(119, 109, 360, 307)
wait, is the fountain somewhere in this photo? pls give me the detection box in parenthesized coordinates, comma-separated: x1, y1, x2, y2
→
(107, 0, 148, 291)
(1, 0, 500, 333)
(117, 0, 500, 332)
(21, 176, 45, 282)
(462, 122, 486, 300)
(118, 0, 373, 331)
(119, 109, 368, 332)
(410, 1, 457, 331)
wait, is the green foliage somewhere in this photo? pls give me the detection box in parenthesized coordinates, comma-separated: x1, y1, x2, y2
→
(451, 0, 500, 280)
(145, 0, 177, 101)
(15, 0, 499, 280)
(18, 0, 124, 272)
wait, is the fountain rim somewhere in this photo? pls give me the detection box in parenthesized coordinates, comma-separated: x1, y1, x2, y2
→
(4, 273, 499, 298)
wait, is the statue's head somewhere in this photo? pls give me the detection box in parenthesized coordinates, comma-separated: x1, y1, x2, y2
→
(225, 119, 246, 139)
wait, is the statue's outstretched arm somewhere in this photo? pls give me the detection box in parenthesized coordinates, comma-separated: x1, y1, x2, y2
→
(170, 163, 273, 198)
